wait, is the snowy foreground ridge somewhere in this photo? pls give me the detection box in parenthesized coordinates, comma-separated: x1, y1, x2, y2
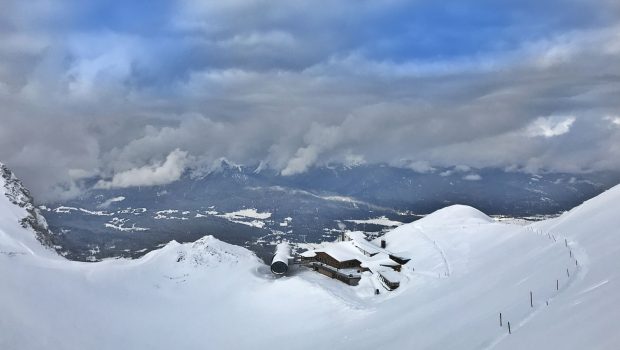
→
(1, 167, 620, 349)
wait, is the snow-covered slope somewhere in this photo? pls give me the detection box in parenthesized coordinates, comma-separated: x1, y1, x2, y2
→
(501, 185, 620, 349)
(1, 162, 620, 349)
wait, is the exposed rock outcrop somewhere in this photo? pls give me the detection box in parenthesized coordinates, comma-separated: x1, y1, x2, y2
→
(1, 162, 57, 251)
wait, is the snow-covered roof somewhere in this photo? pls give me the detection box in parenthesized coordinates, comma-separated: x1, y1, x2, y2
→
(344, 231, 366, 241)
(300, 250, 317, 258)
(309, 232, 408, 267)
(346, 231, 384, 256)
(313, 241, 366, 262)
(360, 253, 400, 271)
(346, 231, 410, 262)
(378, 269, 401, 283)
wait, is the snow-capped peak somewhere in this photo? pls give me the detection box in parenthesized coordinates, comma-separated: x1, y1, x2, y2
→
(417, 204, 494, 226)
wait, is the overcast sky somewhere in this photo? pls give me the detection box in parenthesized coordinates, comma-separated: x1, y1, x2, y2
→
(1, 0, 620, 200)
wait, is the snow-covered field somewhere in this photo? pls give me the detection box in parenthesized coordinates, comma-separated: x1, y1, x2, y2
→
(344, 216, 403, 227)
(104, 217, 150, 232)
(216, 208, 272, 228)
(194, 207, 272, 228)
(46, 204, 273, 231)
(2, 171, 620, 349)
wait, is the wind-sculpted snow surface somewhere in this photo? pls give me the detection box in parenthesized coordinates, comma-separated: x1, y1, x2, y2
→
(1, 164, 620, 349)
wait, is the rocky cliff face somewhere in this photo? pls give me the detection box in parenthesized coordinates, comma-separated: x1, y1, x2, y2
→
(1, 162, 56, 251)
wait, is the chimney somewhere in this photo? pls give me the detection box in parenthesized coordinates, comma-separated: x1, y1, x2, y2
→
(381, 239, 386, 249)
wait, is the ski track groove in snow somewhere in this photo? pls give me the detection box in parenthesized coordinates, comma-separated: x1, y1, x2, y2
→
(417, 226, 452, 277)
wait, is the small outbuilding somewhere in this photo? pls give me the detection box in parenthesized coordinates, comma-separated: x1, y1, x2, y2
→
(378, 269, 401, 290)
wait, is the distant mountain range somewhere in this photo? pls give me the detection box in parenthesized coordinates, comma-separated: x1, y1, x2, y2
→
(41, 161, 620, 261)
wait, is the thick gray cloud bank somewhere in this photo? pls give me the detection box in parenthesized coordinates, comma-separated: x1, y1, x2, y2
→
(1, 0, 620, 200)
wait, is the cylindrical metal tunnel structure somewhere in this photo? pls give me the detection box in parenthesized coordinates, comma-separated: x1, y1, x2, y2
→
(270, 242, 291, 275)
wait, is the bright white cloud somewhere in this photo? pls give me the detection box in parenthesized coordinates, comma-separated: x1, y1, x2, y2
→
(281, 123, 342, 176)
(406, 161, 436, 174)
(526, 116, 576, 138)
(281, 146, 320, 176)
(95, 149, 189, 189)
(98, 196, 125, 208)
(463, 174, 482, 181)
(604, 115, 620, 127)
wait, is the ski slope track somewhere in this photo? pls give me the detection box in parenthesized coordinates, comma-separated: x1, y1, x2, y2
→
(1, 162, 619, 349)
